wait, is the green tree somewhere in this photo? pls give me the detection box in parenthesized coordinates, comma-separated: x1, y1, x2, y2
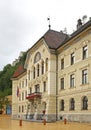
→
(0, 50, 27, 96)
(0, 64, 16, 95)
(0, 96, 11, 114)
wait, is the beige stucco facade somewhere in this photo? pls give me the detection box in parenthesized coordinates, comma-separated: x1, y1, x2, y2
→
(25, 39, 57, 121)
(12, 39, 57, 121)
(12, 72, 27, 118)
(12, 20, 91, 122)
(58, 26, 91, 122)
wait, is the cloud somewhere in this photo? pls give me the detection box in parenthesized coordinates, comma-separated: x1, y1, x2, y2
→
(0, 0, 38, 69)
(0, 0, 37, 56)
(0, 0, 91, 70)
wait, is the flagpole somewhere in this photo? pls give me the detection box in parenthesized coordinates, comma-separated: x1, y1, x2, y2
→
(47, 17, 51, 30)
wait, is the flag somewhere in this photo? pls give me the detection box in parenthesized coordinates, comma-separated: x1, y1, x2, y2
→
(16, 87, 19, 97)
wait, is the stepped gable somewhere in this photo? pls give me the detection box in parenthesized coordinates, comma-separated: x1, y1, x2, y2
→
(43, 29, 69, 49)
(12, 65, 26, 78)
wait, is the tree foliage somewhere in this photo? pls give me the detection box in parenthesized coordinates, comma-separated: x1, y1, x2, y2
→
(0, 96, 10, 109)
(0, 64, 16, 95)
(0, 51, 27, 96)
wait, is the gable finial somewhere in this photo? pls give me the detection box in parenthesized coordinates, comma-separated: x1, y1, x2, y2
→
(47, 17, 51, 30)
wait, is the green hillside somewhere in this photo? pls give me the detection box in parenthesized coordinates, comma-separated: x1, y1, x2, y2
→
(0, 51, 27, 97)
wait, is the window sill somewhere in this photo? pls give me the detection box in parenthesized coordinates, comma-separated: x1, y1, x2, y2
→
(59, 89, 65, 91)
(69, 109, 75, 111)
(81, 109, 88, 111)
(80, 83, 89, 86)
(60, 110, 64, 111)
(69, 86, 76, 89)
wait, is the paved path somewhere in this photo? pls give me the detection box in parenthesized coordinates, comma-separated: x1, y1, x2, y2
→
(0, 115, 91, 130)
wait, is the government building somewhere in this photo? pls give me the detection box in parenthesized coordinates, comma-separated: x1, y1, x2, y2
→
(12, 18, 91, 122)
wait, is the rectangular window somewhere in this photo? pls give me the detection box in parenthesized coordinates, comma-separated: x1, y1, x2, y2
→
(61, 58, 64, 69)
(82, 69, 88, 84)
(28, 70, 30, 80)
(22, 92, 24, 100)
(61, 78, 64, 90)
(83, 45, 88, 60)
(71, 52, 75, 65)
(22, 81, 24, 88)
(25, 91, 27, 98)
(19, 94, 21, 101)
(60, 100, 64, 111)
(30, 87, 32, 94)
(19, 106, 21, 113)
(19, 83, 21, 88)
(70, 74, 75, 87)
(22, 106, 24, 112)
(43, 81, 46, 92)
(25, 79, 27, 87)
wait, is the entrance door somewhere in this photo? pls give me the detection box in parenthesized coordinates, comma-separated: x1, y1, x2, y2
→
(6, 105, 12, 114)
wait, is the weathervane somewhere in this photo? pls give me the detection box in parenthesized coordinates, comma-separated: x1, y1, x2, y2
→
(47, 17, 51, 30)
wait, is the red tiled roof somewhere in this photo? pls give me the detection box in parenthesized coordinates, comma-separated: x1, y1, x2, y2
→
(12, 65, 26, 78)
(43, 30, 68, 49)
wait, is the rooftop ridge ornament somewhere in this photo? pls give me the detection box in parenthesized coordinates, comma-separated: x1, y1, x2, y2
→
(47, 17, 51, 30)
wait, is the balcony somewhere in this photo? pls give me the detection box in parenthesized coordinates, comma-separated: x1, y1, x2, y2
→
(26, 92, 41, 100)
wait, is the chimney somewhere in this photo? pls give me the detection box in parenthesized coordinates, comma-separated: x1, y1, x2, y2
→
(77, 19, 82, 29)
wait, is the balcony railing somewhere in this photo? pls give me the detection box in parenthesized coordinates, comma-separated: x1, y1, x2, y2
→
(26, 92, 41, 100)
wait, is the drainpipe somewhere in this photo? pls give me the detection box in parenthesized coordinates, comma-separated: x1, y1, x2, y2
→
(56, 52, 58, 121)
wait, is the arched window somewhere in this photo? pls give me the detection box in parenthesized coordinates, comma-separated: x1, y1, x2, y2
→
(60, 99, 64, 111)
(46, 58, 48, 72)
(37, 64, 40, 77)
(82, 96, 88, 110)
(28, 70, 30, 80)
(33, 67, 35, 79)
(41, 60, 44, 74)
(70, 98, 75, 110)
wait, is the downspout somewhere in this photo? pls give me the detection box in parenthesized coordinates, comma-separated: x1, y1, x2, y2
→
(56, 51, 58, 121)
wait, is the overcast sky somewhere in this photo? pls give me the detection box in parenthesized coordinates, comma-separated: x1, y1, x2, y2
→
(0, 0, 91, 70)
